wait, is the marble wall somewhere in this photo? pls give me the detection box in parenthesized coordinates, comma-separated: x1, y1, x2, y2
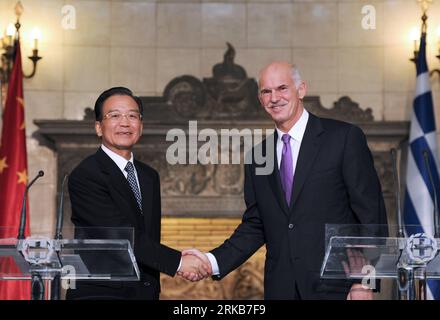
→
(0, 0, 438, 236)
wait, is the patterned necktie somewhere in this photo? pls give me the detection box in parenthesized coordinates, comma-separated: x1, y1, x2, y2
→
(124, 162, 142, 213)
(280, 134, 293, 206)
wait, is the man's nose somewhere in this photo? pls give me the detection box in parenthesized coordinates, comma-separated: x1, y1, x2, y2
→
(119, 115, 131, 125)
(270, 90, 279, 102)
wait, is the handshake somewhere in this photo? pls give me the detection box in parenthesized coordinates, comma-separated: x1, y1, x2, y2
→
(178, 248, 213, 281)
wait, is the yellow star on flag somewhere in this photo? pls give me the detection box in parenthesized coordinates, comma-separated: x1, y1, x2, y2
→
(20, 122, 26, 130)
(0, 156, 8, 174)
(17, 169, 28, 185)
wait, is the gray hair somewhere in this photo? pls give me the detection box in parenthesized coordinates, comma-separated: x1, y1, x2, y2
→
(257, 64, 303, 90)
(290, 65, 302, 89)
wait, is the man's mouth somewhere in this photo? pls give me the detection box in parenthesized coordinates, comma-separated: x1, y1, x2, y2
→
(269, 104, 285, 109)
(117, 132, 133, 135)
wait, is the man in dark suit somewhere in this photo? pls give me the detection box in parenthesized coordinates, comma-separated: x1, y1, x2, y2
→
(180, 62, 388, 300)
(66, 87, 209, 300)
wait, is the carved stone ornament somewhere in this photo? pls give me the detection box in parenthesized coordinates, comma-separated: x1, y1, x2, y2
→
(140, 43, 263, 122)
(304, 96, 374, 122)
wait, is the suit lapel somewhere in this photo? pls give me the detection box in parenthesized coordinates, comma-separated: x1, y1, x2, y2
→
(290, 114, 324, 211)
(266, 131, 290, 216)
(95, 148, 142, 225)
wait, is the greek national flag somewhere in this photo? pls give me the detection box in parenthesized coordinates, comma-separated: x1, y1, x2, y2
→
(404, 31, 440, 300)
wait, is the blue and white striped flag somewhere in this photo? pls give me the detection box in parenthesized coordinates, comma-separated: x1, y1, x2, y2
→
(404, 31, 440, 300)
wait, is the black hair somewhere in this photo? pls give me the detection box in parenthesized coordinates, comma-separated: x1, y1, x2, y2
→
(94, 86, 144, 121)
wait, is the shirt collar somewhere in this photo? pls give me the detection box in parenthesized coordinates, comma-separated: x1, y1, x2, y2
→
(101, 144, 134, 173)
(275, 109, 309, 143)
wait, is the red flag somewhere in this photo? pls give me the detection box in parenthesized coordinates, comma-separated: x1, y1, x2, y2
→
(0, 40, 31, 300)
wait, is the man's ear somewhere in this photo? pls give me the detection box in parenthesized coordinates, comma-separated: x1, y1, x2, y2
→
(139, 122, 143, 137)
(298, 81, 307, 99)
(95, 121, 102, 137)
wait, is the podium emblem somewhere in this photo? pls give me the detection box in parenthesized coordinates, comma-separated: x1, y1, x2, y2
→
(406, 233, 438, 264)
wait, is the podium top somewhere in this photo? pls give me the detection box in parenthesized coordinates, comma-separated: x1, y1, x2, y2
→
(321, 224, 440, 280)
(0, 227, 139, 281)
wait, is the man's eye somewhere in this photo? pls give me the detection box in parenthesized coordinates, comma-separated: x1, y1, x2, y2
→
(128, 114, 139, 120)
(110, 113, 121, 119)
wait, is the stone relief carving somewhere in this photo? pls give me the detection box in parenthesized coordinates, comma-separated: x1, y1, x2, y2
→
(160, 276, 227, 300)
(161, 164, 213, 196)
(164, 75, 207, 118)
(137, 151, 243, 197)
(373, 152, 394, 196)
(230, 259, 264, 300)
(141, 43, 263, 122)
(304, 96, 374, 122)
(202, 43, 262, 118)
(213, 164, 244, 195)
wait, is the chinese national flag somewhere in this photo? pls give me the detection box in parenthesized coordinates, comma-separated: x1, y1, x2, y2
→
(0, 40, 31, 299)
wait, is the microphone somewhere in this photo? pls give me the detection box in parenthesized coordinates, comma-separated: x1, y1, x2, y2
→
(391, 148, 404, 238)
(392, 148, 407, 301)
(17, 170, 44, 239)
(55, 174, 68, 240)
(51, 174, 68, 301)
(422, 150, 440, 238)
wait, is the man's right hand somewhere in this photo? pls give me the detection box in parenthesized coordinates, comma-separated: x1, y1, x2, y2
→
(178, 248, 213, 281)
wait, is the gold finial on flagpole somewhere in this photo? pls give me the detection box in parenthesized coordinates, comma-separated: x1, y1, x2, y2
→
(417, 0, 432, 33)
(0, 0, 42, 92)
(418, 0, 432, 13)
(411, 0, 432, 63)
(15, 2, 24, 18)
(418, 0, 432, 28)
(14, 2, 24, 33)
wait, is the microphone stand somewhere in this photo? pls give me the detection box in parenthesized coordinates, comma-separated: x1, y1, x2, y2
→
(17, 170, 44, 240)
(391, 149, 405, 238)
(391, 148, 408, 300)
(16, 170, 46, 300)
(51, 174, 68, 300)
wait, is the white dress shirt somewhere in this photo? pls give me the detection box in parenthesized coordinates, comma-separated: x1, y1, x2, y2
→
(101, 144, 141, 194)
(275, 109, 309, 171)
(206, 109, 310, 276)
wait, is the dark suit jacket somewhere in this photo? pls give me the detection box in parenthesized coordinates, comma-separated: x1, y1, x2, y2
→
(210, 113, 388, 300)
(66, 148, 181, 300)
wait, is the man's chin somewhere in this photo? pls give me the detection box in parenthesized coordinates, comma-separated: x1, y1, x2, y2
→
(269, 114, 288, 123)
(112, 138, 139, 149)
(114, 144, 135, 150)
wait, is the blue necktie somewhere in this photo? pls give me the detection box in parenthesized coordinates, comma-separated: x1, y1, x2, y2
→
(280, 134, 293, 206)
(125, 162, 142, 213)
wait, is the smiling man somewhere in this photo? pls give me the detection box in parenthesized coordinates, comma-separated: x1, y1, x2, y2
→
(66, 87, 210, 300)
(181, 62, 388, 300)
